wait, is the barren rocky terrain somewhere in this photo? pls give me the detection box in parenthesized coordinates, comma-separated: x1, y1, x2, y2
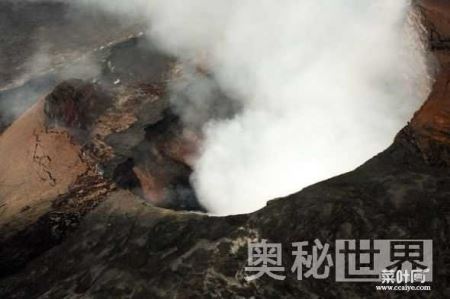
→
(0, 1, 449, 298)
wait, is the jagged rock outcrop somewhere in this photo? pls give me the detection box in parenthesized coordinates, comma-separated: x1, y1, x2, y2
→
(0, 0, 158, 135)
(44, 80, 110, 130)
(0, 125, 449, 297)
(0, 1, 449, 298)
(0, 34, 204, 279)
(411, 0, 450, 166)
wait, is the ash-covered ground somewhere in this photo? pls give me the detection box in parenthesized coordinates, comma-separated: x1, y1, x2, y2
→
(0, 1, 449, 298)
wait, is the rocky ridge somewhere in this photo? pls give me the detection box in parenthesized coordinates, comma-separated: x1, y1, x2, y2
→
(0, 1, 449, 298)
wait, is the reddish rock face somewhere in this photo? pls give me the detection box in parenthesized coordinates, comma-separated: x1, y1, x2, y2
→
(44, 80, 110, 130)
(419, 0, 450, 63)
(2, 4, 450, 295)
(410, 69, 450, 165)
(404, 2, 450, 165)
(0, 99, 90, 234)
(130, 111, 202, 211)
(42, 77, 203, 211)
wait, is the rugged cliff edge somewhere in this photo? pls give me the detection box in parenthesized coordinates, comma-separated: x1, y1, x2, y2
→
(0, 1, 449, 298)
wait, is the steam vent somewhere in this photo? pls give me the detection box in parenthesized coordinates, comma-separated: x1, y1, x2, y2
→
(0, 1, 449, 298)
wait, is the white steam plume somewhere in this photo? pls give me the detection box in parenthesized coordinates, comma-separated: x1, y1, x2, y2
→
(79, 0, 431, 215)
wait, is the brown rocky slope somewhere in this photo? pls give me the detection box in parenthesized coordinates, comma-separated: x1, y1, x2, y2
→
(0, 1, 449, 298)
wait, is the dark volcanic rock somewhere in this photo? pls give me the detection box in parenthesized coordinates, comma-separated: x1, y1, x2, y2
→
(0, 130, 449, 298)
(0, 0, 168, 134)
(0, 1, 449, 298)
(40, 76, 203, 212)
(44, 80, 110, 130)
(0, 174, 114, 279)
(0, 112, 6, 133)
(0, 37, 203, 280)
(0, 0, 144, 90)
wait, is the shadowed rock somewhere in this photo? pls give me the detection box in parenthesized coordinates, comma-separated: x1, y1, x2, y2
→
(44, 80, 110, 130)
(0, 1, 449, 298)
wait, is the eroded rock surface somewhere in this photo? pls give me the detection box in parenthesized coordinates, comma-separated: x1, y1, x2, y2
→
(0, 132, 449, 298)
(0, 35, 205, 279)
(0, 1, 449, 298)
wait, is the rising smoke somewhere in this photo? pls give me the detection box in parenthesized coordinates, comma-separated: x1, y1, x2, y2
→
(0, 0, 113, 129)
(83, 0, 431, 215)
